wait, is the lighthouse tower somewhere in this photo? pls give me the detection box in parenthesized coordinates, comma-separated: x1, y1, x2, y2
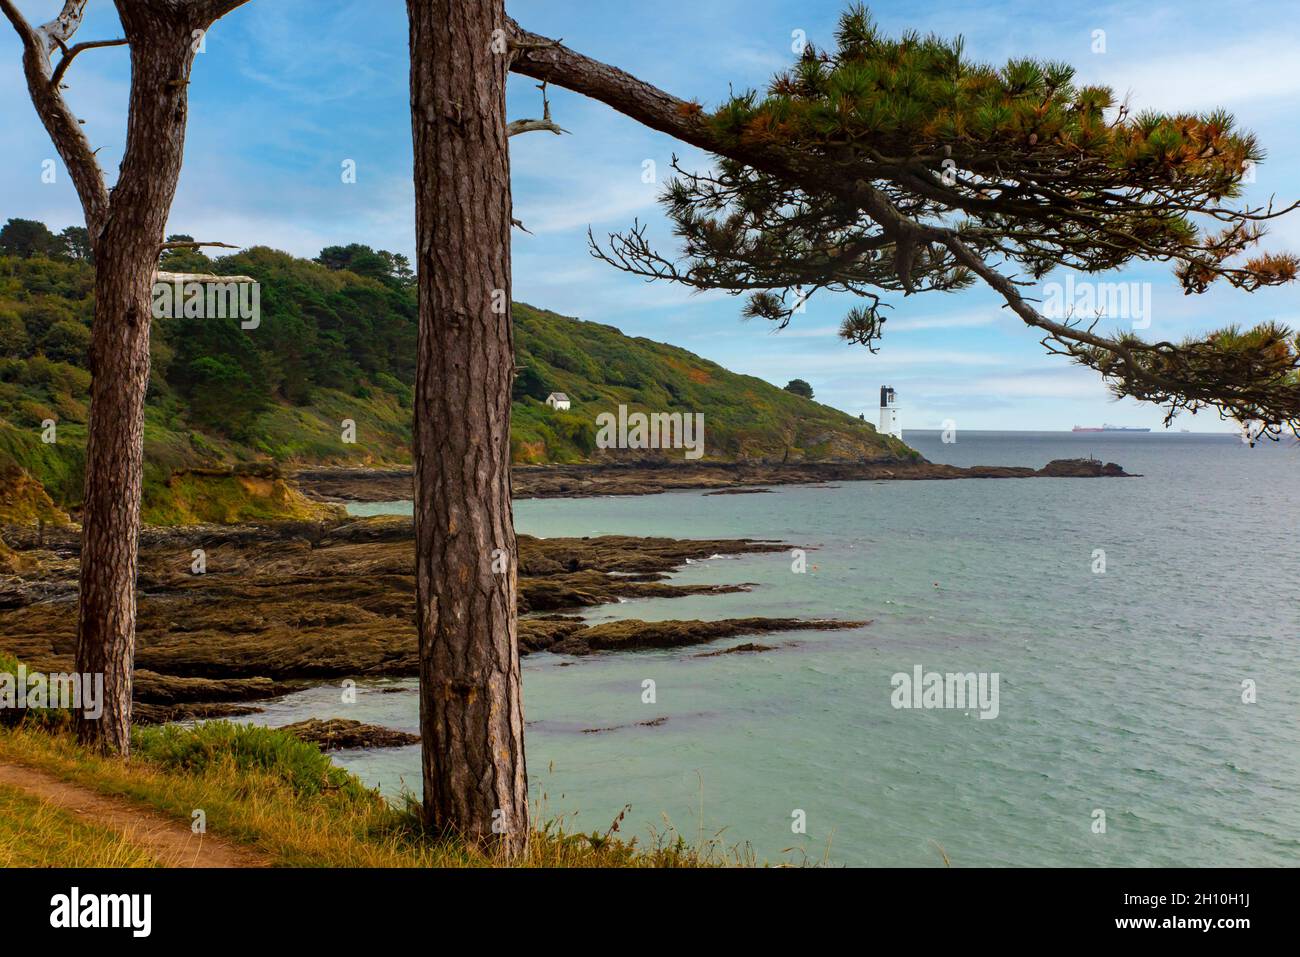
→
(879, 386, 901, 439)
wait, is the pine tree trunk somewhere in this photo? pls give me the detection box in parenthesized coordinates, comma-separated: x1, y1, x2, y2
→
(75, 245, 155, 755)
(75, 11, 203, 756)
(407, 0, 529, 854)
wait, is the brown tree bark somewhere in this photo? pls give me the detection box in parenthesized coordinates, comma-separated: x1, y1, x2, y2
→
(76, 252, 158, 754)
(506, 21, 816, 187)
(2, 0, 250, 755)
(76, 5, 206, 755)
(408, 0, 529, 854)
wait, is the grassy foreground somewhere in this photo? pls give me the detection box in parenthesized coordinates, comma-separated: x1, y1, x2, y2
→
(0, 781, 157, 867)
(0, 721, 735, 868)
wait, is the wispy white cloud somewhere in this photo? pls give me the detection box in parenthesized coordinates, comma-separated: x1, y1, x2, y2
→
(513, 174, 660, 235)
(886, 309, 1010, 332)
(739, 348, 1011, 373)
(1077, 33, 1300, 114)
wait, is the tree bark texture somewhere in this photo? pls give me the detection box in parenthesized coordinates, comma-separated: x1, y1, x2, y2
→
(408, 0, 528, 854)
(73, 3, 210, 755)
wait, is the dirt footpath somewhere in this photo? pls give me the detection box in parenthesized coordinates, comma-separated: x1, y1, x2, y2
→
(0, 760, 267, 867)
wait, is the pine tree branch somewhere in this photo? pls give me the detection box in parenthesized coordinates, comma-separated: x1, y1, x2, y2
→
(49, 36, 126, 88)
(0, 0, 109, 234)
(159, 239, 240, 251)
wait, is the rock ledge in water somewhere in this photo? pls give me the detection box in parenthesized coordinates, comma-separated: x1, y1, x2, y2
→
(279, 718, 419, 751)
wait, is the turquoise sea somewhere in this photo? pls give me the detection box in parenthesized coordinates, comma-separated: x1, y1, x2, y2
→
(245, 431, 1300, 866)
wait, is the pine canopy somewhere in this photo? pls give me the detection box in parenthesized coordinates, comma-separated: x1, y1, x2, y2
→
(591, 4, 1299, 437)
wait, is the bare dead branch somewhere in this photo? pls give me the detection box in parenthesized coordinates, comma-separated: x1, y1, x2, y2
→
(159, 239, 240, 251)
(0, 0, 108, 232)
(37, 0, 90, 54)
(507, 117, 567, 137)
(155, 271, 256, 284)
(50, 36, 127, 89)
(507, 81, 568, 137)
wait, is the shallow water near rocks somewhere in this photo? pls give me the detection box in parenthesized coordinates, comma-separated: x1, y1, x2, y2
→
(243, 432, 1300, 866)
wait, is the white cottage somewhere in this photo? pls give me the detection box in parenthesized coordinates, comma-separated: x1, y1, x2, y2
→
(545, 392, 571, 411)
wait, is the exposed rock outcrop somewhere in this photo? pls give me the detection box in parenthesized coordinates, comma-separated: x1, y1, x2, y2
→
(0, 517, 857, 718)
(133, 702, 266, 726)
(278, 718, 419, 751)
(549, 617, 866, 656)
(694, 642, 779, 657)
(0, 466, 69, 527)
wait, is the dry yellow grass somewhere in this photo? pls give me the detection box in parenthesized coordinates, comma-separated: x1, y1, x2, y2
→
(0, 782, 158, 867)
(0, 726, 744, 867)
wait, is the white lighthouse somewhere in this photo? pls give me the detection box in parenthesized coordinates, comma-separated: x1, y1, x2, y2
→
(879, 386, 901, 439)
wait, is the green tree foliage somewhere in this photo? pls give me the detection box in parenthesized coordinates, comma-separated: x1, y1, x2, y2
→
(509, 303, 899, 462)
(0, 309, 28, 355)
(0, 234, 421, 456)
(39, 319, 91, 364)
(315, 244, 415, 290)
(512, 363, 549, 401)
(784, 378, 814, 399)
(157, 235, 216, 273)
(0, 218, 60, 259)
(178, 356, 263, 439)
(0, 224, 905, 506)
(0, 219, 93, 264)
(58, 227, 92, 262)
(593, 3, 1300, 435)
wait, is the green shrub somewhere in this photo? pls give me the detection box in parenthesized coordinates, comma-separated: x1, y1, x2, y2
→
(40, 319, 90, 364)
(15, 399, 56, 427)
(0, 309, 27, 355)
(133, 721, 368, 799)
(0, 652, 75, 731)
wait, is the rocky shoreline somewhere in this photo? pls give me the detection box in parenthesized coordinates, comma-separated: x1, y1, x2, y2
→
(1, 456, 1131, 743)
(293, 457, 1133, 503)
(1, 514, 860, 727)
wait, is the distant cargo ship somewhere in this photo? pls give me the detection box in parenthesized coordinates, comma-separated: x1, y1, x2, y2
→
(1072, 424, 1151, 433)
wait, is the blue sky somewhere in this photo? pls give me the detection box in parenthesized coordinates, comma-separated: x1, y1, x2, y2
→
(3, 0, 1298, 430)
